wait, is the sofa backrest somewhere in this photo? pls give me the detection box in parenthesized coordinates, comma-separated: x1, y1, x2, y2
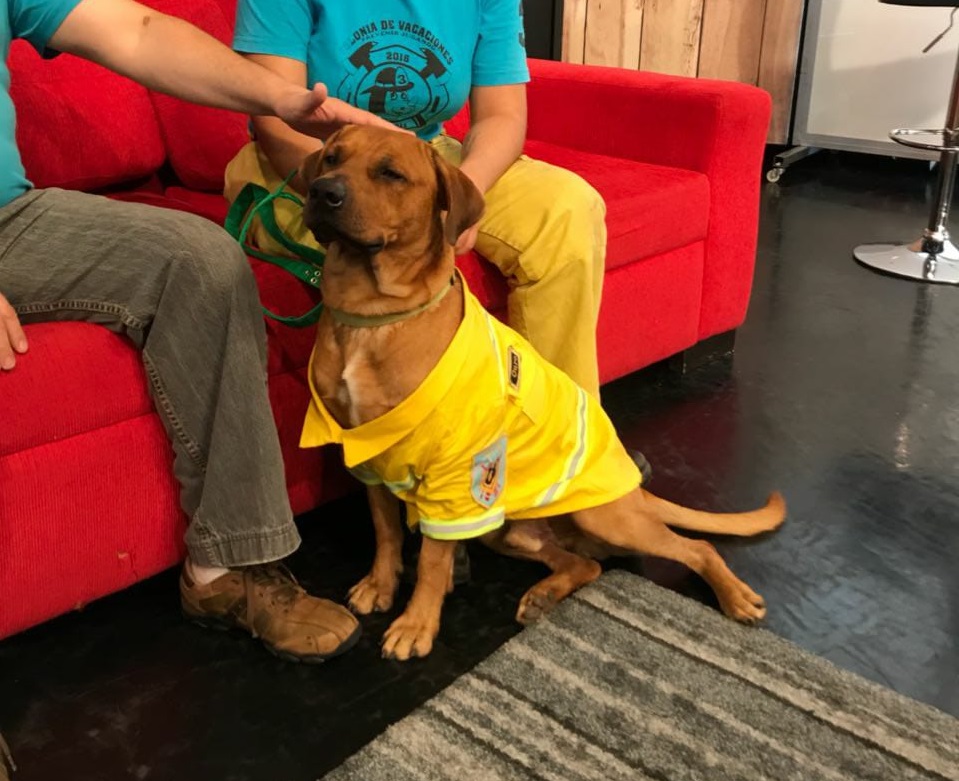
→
(142, 0, 251, 191)
(8, 0, 249, 194)
(9, 40, 168, 192)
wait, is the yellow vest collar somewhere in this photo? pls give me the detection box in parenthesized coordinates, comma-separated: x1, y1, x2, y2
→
(301, 271, 482, 467)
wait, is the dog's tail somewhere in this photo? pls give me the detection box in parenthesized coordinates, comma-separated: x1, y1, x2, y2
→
(644, 490, 786, 537)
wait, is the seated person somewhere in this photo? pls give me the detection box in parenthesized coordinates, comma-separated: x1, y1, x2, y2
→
(0, 0, 401, 672)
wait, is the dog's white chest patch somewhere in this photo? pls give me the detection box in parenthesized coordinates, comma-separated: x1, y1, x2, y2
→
(340, 356, 363, 427)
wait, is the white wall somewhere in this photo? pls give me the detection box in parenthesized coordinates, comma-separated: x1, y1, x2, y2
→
(797, 1, 959, 155)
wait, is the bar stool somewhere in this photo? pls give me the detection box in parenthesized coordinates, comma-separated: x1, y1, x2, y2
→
(855, 0, 959, 284)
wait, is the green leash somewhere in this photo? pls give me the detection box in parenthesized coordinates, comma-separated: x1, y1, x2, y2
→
(224, 169, 326, 328)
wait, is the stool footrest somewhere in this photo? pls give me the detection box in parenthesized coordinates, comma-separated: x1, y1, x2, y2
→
(890, 128, 959, 152)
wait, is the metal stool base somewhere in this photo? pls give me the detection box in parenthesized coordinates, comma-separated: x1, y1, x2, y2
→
(890, 128, 959, 152)
(857, 17, 959, 285)
(854, 239, 959, 284)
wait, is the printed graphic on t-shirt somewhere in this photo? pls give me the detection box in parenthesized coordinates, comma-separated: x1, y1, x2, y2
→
(518, 1, 525, 48)
(338, 19, 453, 133)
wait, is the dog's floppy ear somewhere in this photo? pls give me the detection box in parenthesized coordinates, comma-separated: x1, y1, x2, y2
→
(432, 151, 486, 246)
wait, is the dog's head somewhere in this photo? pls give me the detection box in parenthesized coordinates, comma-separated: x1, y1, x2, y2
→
(300, 126, 485, 262)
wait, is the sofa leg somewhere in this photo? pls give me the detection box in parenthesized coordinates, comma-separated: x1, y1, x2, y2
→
(668, 329, 737, 376)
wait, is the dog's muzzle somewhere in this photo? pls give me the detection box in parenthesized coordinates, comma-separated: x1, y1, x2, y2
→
(309, 175, 347, 210)
(304, 175, 384, 254)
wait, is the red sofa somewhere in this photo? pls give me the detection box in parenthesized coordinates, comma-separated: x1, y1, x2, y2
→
(0, 0, 771, 640)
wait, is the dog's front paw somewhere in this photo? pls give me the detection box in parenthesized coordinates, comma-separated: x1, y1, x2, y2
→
(718, 581, 767, 625)
(381, 613, 438, 660)
(348, 572, 398, 615)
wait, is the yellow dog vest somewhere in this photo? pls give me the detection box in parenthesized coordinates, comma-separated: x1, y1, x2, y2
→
(300, 275, 641, 540)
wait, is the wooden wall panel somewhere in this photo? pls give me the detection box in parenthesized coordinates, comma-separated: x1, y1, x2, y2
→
(584, 0, 643, 69)
(758, 0, 805, 143)
(561, 0, 806, 144)
(621, 0, 643, 70)
(562, 0, 588, 63)
(698, 0, 767, 84)
(639, 0, 704, 77)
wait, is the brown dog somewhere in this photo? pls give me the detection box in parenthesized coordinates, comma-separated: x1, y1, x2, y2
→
(300, 126, 785, 661)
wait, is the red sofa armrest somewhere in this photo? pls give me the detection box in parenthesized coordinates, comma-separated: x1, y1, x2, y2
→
(526, 59, 772, 340)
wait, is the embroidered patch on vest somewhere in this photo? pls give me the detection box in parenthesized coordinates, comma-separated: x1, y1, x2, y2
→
(508, 346, 521, 392)
(471, 436, 507, 508)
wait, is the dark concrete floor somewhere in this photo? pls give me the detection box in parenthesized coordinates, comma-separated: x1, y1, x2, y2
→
(2, 150, 958, 781)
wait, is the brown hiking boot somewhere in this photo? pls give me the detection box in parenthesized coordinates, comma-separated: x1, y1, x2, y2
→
(180, 563, 361, 663)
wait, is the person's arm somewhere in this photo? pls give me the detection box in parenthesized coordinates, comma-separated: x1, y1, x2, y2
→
(452, 84, 527, 254)
(458, 84, 527, 196)
(47, 0, 400, 139)
(245, 54, 325, 194)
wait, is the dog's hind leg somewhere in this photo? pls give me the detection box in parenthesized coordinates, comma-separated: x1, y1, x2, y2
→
(349, 485, 404, 614)
(483, 521, 602, 625)
(572, 492, 767, 624)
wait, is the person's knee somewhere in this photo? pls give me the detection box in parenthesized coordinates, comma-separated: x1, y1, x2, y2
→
(191, 227, 253, 297)
(478, 161, 606, 288)
(550, 171, 605, 228)
(155, 213, 254, 298)
(524, 172, 605, 281)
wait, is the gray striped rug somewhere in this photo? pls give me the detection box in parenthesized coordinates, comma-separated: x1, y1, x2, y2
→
(321, 570, 959, 781)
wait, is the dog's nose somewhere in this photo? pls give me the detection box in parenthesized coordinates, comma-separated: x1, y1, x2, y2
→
(309, 176, 347, 209)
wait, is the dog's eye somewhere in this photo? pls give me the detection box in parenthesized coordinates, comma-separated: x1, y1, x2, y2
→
(379, 167, 406, 183)
(323, 152, 338, 167)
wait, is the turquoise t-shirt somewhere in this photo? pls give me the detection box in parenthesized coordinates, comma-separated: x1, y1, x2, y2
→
(0, 0, 82, 208)
(234, 0, 530, 140)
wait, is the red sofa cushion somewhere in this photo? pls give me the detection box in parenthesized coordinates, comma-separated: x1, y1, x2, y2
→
(439, 106, 712, 272)
(0, 414, 185, 636)
(267, 368, 355, 514)
(211, 0, 237, 27)
(522, 139, 710, 271)
(144, 0, 250, 192)
(597, 242, 704, 381)
(163, 186, 231, 224)
(0, 323, 154, 456)
(9, 42, 166, 191)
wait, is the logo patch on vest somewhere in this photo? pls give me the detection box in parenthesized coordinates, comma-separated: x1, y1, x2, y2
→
(507, 347, 522, 392)
(471, 436, 507, 508)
